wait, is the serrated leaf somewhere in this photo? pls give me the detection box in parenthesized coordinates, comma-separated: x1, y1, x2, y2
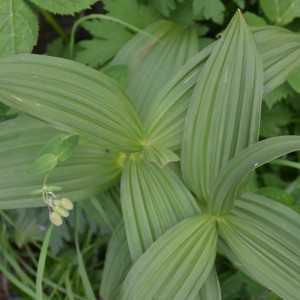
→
(27, 153, 58, 175)
(209, 136, 300, 215)
(121, 157, 200, 261)
(29, 0, 98, 15)
(75, 21, 133, 67)
(0, 54, 145, 153)
(0, 0, 38, 56)
(0, 116, 122, 209)
(103, 0, 159, 29)
(121, 214, 218, 300)
(219, 214, 300, 299)
(260, 102, 293, 137)
(181, 10, 264, 203)
(259, 0, 300, 26)
(110, 20, 198, 121)
(152, 0, 178, 16)
(192, 0, 225, 24)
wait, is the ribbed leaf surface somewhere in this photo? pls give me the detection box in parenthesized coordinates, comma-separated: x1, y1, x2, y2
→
(121, 157, 200, 261)
(121, 214, 217, 300)
(0, 54, 144, 153)
(219, 214, 300, 299)
(144, 26, 300, 151)
(0, 116, 122, 209)
(181, 11, 264, 202)
(100, 222, 132, 300)
(197, 267, 221, 300)
(252, 26, 300, 94)
(209, 136, 300, 215)
(110, 20, 198, 121)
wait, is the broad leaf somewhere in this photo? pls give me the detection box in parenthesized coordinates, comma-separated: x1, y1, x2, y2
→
(144, 25, 300, 151)
(100, 222, 132, 300)
(0, 116, 122, 209)
(29, 0, 99, 15)
(121, 157, 200, 261)
(27, 153, 58, 175)
(0, 0, 38, 56)
(121, 214, 218, 300)
(110, 20, 199, 121)
(218, 214, 300, 299)
(197, 267, 221, 299)
(259, 0, 300, 26)
(192, 0, 225, 24)
(0, 54, 145, 153)
(209, 136, 300, 215)
(181, 10, 264, 203)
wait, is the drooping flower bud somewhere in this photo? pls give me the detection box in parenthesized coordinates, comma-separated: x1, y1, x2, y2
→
(53, 206, 69, 217)
(49, 211, 63, 226)
(60, 198, 73, 210)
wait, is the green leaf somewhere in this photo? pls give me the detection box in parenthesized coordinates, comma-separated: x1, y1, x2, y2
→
(192, 0, 225, 24)
(218, 213, 300, 299)
(103, 0, 159, 29)
(75, 21, 133, 67)
(0, 54, 145, 153)
(259, 0, 300, 25)
(209, 136, 300, 215)
(29, 0, 99, 15)
(152, 0, 178, 16)
(100, 222, 132, 300)
(142, 144, 180, 167)
(110, 20, 199, 121)
(253, 26, 300, 94)
(0, 0, 38, 56)
(243, 11, 267, 26)
(288, 67, 300, 93)
(197, 267, 221, 299)
(0, 116, 122, 209)
(121, 156, 200, 261)
(182, 10, 264, 203)
(39, 133, 79, 162)
(121, 214, 218, 300)
(145, 25, 300, 151)
(27, 153, 58, 175)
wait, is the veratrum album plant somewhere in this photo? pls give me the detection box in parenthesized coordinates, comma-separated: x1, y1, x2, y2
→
(0, 10, 300, 300)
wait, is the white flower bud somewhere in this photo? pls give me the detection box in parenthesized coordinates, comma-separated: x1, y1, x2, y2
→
(60, 198, 73, 210)
(53, 206, 69, 217)
(49, 212, 62, 226)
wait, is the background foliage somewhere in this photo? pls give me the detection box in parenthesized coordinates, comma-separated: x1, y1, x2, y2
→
(0, 0, 300, 299)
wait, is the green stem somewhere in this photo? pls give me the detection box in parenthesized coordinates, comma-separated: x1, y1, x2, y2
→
(38, 8, 69, 43)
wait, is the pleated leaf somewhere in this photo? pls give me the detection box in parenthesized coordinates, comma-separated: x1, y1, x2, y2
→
(121, 213, 218, 300)
(196, 267, 221, 300)
(121, 156, 200, 262)
(110, 20, 199, 121)
(0, 54, 144, 153)
(209, 136, 300, 215)
(144, 25, 300, 151)
(0, 116, 122, 209)
(218, 214, 300, 299)
(252, 26, 300, 94)
(100, 222, 132, 300)
(181, 10, 264, 202)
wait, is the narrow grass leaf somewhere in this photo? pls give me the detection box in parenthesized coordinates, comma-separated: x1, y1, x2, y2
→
(182, 10, 264, 202)
(0, 116, 122, 209)
(121, 214, 218, 300)
(121, 157, 200, 261)
(218, 215, 300, 299)
(110, 20, 199, 121)
(0, 54, 144, 153)
(74, 206, 97, 300)
(36, 224, 54, 300)
(209, 136, 300, 215)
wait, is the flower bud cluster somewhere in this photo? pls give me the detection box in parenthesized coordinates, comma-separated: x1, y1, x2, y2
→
(49, 198, 73, 226)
